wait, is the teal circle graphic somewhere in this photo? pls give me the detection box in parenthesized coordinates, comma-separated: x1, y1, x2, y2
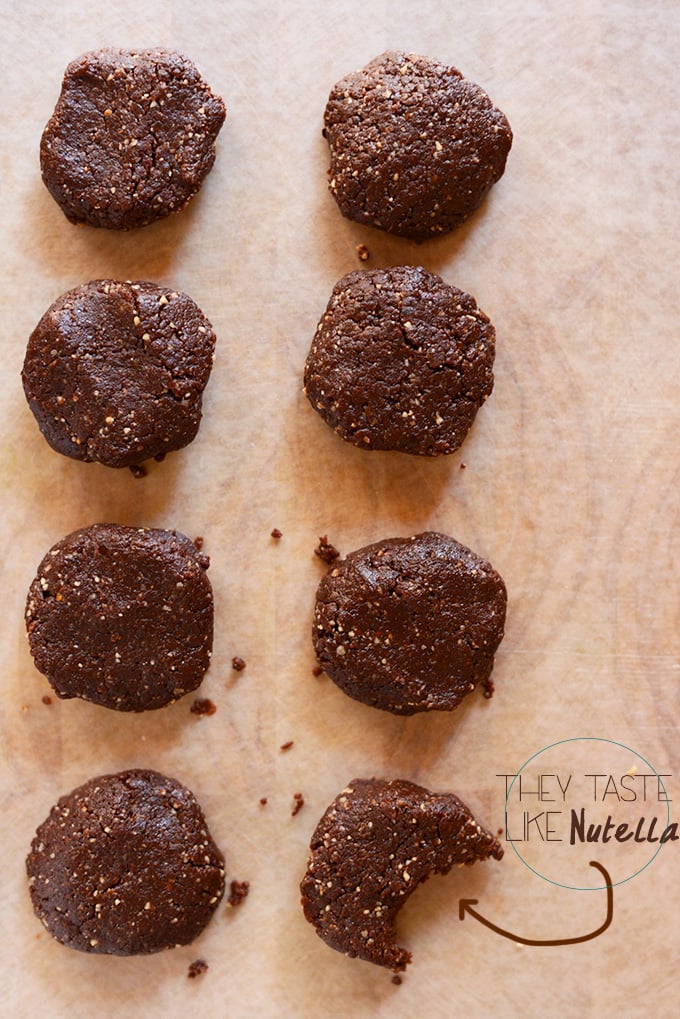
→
(504, 737, 671, 890)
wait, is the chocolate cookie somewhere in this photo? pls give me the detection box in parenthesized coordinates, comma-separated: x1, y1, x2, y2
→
(25, 524, 213, 711)
(313, 531, 506, 715)
(27, 769, 225, 955)
(22, 280, 216, 468)
(300, 778, 503, 971)
(323, 51, 512, 240)
(303, 266, 495, 455)
(41, 48, 226, 229)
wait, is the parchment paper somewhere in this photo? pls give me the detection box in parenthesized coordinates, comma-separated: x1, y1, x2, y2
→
(1, 2, 678, 1017)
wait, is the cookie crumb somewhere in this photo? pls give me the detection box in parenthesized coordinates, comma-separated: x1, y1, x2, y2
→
(259, 797, 268, 807)
(187, 959, 208, 979)
(193, 536, 204, 551)
(460, 462, 467, 470)
(231, 656, 246, 672)
(280, 740, 294, 752)
(356, 244, 370, 261)
(270, 528, 283, 539)
(392, 974, 403, 986)
(312, 665, 324, 677)
(315, 535, 340, 564)
(190, 698, 217, 716)
(227, 880, 250, 907)
(292, 793, 305, 816)
(129, 464, 147, 478)
(42, 695, 53, 705)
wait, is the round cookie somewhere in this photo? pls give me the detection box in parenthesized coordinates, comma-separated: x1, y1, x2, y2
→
(312, 531, 507, 715)
(41, 48, 226, 230)
(323, 50, 512, 240)
(27, 769, 225, 955)
(300, 777, 503, 971)
(303, 266, 495, 456)
(22, 279, 216, 468)
(25, 524, 213, 712)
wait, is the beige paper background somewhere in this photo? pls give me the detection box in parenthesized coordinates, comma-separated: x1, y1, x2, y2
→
(1, 1, 678, 1016)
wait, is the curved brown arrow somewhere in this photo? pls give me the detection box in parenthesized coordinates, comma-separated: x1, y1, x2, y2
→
(459, 861, 613, 946)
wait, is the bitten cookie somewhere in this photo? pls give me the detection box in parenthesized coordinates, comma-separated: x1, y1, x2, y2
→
(300, 777, 503, 971)
(22, 279, 216, 468)
(313, 531, 507, 715)
(323, 50, 512, 240)
(25, 524, 213, 712)
(303, 266, 495, 455)
(27, 770, 225, 955)
(41, 48, 226, 229)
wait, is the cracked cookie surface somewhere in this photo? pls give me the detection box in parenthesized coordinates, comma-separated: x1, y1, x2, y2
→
(300, 777, 503, 971)
(323, 50, 512, 240)
(303, 266, 495, 456)
(22, 279, 215, 467)
(312, 531, 507, 715)
(25, 524, 213, 711)
(26, 769, 225, 955)
(41, 48, 226, 229)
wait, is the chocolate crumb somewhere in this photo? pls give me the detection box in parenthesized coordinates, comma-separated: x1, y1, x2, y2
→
(129, 464, 147, 479)
(315, 535, 340, 564)
(312, 665, 324, 677)
(187, 959, 208, 979)
(460, 462, 467, 470)
(193, 536, 204, 551)
(154, 452, 167, 463)
(483, 677, 495, 699)
(231, 656, 246, 672)
(270, 528, 283, 539)
(356, 244, 370, 261)
(292, 793, 304, 816)
(42, 695, 53, 705)
(497, 828, 504, 836)
(392, 974, 403, 986)
(280, 740, 294, 752)
(227, 880, 250, 907)
(259, 797, 268, 807)
(190, 698, 217, 716)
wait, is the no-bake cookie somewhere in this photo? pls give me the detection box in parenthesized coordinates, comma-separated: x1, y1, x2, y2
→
(25, 524, 214, 711)
(323, 50, 512, 240)
(312, 531, 507, 714)
(300, 777, 503, 971)
(27, 769, 225, 955)
(41, 48, 226, 229)
(303, 266, 495, 455)
(22, 279, 216, 468)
